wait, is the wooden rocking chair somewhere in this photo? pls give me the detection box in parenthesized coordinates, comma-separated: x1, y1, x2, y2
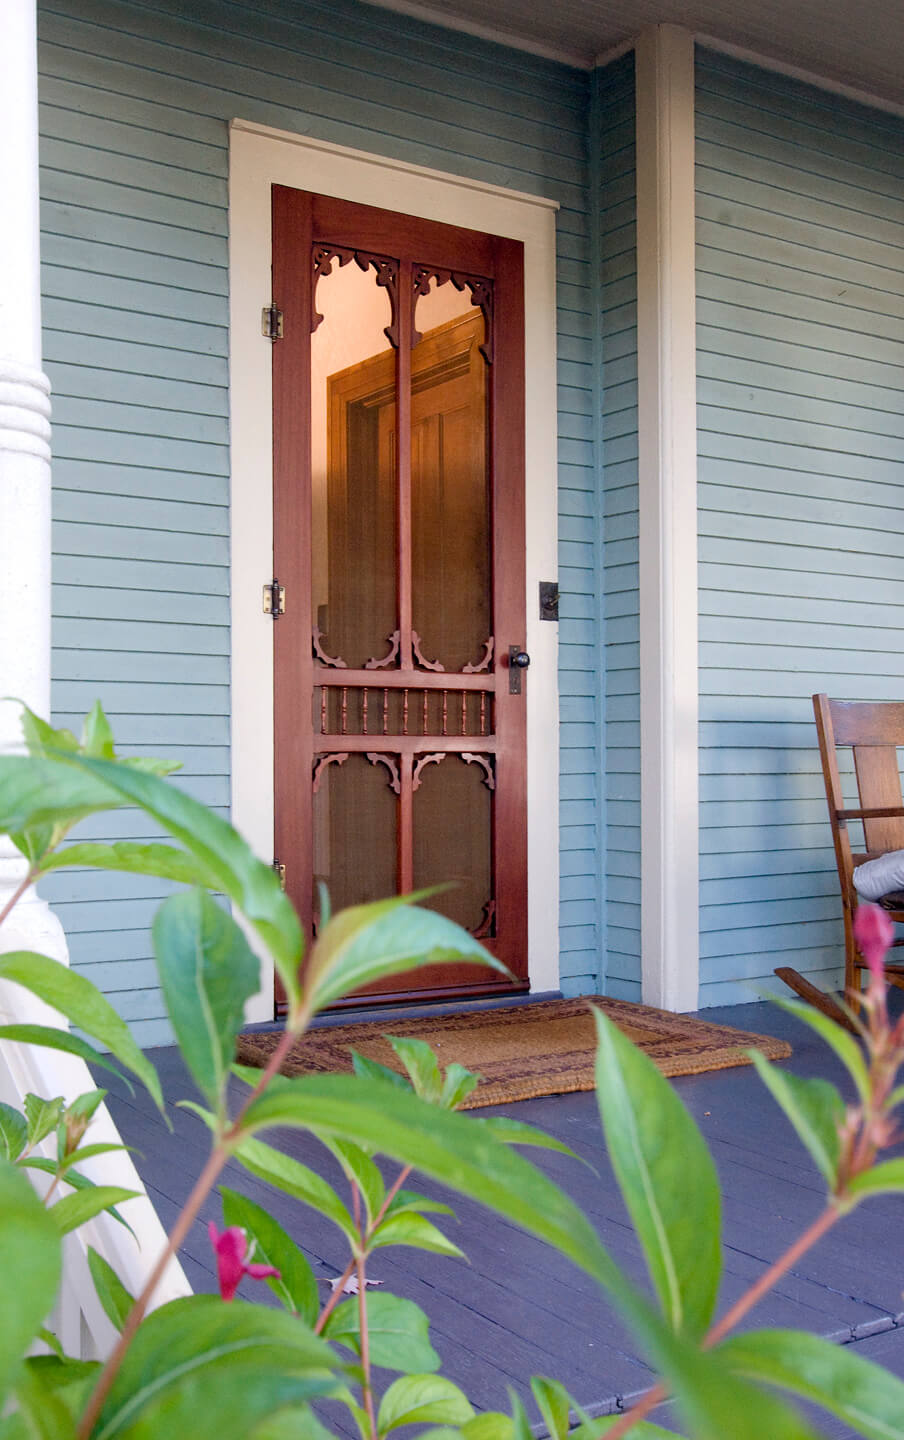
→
(778, 695, 904, 1021)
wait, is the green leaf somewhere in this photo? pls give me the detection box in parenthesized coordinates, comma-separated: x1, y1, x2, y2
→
(307, 896, 507, 1012)
(38, 842, 220, 890)
(250, 1406, 337, 1440)
(387, 1036, 443, 1102)
(92, 1294, 341, 1440)
(86, 1249, 134, 1332)
(0, 755, 126, 835)
(461, 1416, 515, 1440)
(317, 1138, 385, 1221)
(474, 1115, 583, 1160)
(25, 1094, 65, 1149)
(37, 1328, 64, 1360)
(350, 1051, 411, 1092)
(79, 702, 116, 759)
(377, 1375, 474, 1435)
(0, 953, 163, 1112)
(49, 1186, 139, 1235)
(324, 1293, 440, 1373)
(440, 1063, 480, 1110)
(232, 1135, 357, 1243)
(0, 1158, 62, 1408)
(384, 1189, 454, 1219)
(845, 1158, 904, 1204)
(720, 1327, 904, 1440)
(747, 1053, 843, 1188)
(0, 1026, 133, 1092)
(238, 1072, 631, 1301)
(152, 889, 259, 1107)
(13, 1364, 79, 1440)
(51, 753, 304, 1010)
(20, 1160, 134, 1234)
(530, 1377, 572, 1440)
(369, 1211, 464, 1258)
(0, 1104, 27, 1162)
(639, 1328, 822, 1440)
(772, 998, 870, 1103)
(57, 1143, 131, 1173)
(220, 1187, 319, 1323)
(571, 1419, 682, 1438)
(20, 708, 80, 757)
(593, 1008, 721, 1339)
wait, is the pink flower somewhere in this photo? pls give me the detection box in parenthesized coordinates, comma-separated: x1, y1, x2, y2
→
(208, 1222, 280, 1302)
(854, 904, 895, 979)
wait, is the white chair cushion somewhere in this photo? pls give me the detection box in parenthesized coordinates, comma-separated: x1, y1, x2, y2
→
(853, 849, 904, 901)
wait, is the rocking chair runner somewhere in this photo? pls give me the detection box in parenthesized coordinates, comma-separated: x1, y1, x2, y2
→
(811, 693, 904, 996)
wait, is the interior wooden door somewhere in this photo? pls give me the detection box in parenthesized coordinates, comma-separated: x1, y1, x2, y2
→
(272, 185, 527, 1007)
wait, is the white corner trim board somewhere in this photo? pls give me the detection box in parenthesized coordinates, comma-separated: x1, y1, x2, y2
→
(635, 25, 700, 1012)
(228, 120, 561, 1016)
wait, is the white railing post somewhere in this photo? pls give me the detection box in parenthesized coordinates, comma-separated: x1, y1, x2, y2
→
(635, 25, 700, 1012)
(0, 0, 190, 1350)
(0, 0, 68, 967)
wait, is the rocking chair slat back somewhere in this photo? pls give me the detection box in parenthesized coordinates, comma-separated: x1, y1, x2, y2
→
(813, 693, 904, 993)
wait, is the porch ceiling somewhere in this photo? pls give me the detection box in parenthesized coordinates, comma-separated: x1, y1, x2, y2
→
(363, 0, 904, 106)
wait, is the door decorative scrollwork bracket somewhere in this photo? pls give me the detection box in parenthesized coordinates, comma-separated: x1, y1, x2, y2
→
(462, 637, 494, 674)
(366, 752, 401, 794)
(462, 752, 496, 790)
(411, 265, 494, 363)
(412, 752, 446, 791)
(364, 629, 401, 670)
(312, 627, 347, 669)
(312, 752, 350, 793)
(312, 245, 401, 347)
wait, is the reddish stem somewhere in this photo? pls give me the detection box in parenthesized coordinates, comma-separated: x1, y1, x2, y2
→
(314, 1165, 412, 1335)
(704, 1203, 840, 1347)
(76, 1021, 303, 1439)
(0, 868, 38, 930)
(604, 1204, 842, 1438)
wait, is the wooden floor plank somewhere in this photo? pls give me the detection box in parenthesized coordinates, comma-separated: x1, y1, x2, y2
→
(101, 997, 904, 1423)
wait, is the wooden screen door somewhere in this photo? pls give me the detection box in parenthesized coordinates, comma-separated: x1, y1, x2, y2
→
(271, 184, 527, 1007)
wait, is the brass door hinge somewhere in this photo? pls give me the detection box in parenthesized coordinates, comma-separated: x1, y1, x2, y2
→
(272, 859, 287, 890)
(263, 579, 286, 617)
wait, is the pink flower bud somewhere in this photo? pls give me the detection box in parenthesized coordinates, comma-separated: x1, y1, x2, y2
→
(854, 903, 895, 979)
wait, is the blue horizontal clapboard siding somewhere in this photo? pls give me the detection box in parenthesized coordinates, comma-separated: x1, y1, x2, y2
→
(37, 0, 605, 1042)
(598, 52, 640, 1001)
(696, 47, 904, 1005)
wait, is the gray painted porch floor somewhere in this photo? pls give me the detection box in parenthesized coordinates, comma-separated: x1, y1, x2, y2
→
(101, 998, 904, 1438)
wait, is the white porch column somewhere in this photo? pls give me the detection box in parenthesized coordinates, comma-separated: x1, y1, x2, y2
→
(0, 0, 67, 966)
(635, 25, 699, 1010)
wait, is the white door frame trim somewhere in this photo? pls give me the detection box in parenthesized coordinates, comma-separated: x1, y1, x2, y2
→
(228, 119, 561, 1018)
(635, 25, 700, 1011)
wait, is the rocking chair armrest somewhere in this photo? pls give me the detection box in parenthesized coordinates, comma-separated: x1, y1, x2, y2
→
(836, 806, 904, 821)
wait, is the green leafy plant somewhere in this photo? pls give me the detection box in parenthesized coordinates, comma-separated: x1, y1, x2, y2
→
(1, 704, 904, 1438)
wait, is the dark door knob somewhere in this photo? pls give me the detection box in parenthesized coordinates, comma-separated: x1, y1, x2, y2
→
(508, 646, 531, 693)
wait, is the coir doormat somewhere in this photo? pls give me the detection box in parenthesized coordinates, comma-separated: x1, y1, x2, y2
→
(235, 996, 791, 1109)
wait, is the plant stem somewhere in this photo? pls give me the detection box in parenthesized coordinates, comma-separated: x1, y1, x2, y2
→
(76, 1019, 305, 1438)
(0, 868, 38, 930)
(314, 1257, 358, 1334)
(604, 1204, 842, 1439)
(366, 1164, 412, 1237)
(703, 1203, 840, 1347)
(76, 1143, 227, 1438)
(314, 1164, 412, 1336)
(352, 1183, 378, 1440)
(601, 1384, 667, 1440)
